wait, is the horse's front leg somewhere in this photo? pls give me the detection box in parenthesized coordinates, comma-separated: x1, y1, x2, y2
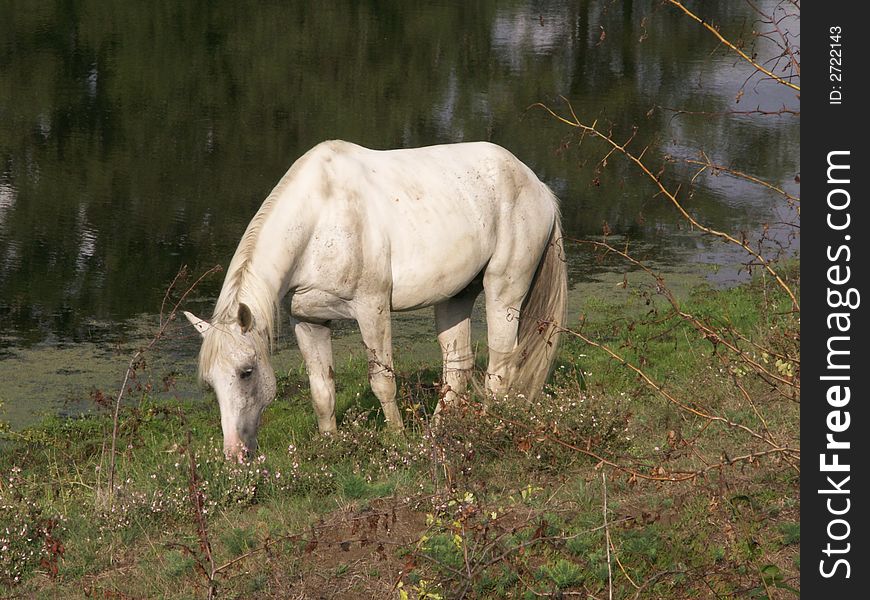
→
(293, 319, 337, 434)
(355, 303, 404, 431)
(433, 292, 478, 417)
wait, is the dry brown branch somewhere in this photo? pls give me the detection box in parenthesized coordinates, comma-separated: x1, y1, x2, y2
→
(727, 324, 800, 369)
(745, 0, 801, 77)
(611, 535, 641, 591)
(480, 406, 798, 482)
(182, 412, 217, 600)
(682, 151, 799, 207)
(729, 375, 798, 472)
(664, 0, 800, 92)
(574, 238, 799, 392)
(460, 516, 635, 588)
(603, 472, 613, 600)
(658, 105, 799, 118)
(563, 327, 798, 468)
(531, 98, 799, 310)
(105, 264, 222, 509)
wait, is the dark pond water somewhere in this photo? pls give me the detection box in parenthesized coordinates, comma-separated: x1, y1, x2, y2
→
(0, 0, 799, 425)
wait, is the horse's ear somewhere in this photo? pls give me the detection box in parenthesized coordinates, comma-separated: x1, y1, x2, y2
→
(184, 311, 211, 337)
(238, 303, 255, 333)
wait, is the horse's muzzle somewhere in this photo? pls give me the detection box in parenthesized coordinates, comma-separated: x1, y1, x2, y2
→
(223, 432, 258, 462)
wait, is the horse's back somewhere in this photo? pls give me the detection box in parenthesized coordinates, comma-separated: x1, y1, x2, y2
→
(307, 140, 557, 236)
(285, 140, 559, 310)
(307, 140, 543, 201)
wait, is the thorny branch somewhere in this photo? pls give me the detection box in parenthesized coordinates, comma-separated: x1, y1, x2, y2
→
(106, 265, 222, 509)
(745, 0, 801, 78)
(664, 0, 800, 92)
(530, 97, 799, 310)
(681, 152, 800, 209)
(479, 405, 799, 482)
(180, 410, 217, 600)
(566, 311, 797, 464)
(658, 105, 799, 118)
(575, 239, 799, 393)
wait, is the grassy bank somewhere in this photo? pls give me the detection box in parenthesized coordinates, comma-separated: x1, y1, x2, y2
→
(1, 269, 799, 599)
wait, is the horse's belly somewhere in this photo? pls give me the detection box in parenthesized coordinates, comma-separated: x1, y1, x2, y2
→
(388, 226, 491, 311)
(390, 275, 478, 311)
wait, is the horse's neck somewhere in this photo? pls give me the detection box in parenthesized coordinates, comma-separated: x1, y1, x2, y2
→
(221, 188, 310, 312)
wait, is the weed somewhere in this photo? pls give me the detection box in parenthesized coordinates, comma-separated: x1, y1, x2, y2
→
(779, 521, 800, 546)
(221, 527, 255, 557)
(0, 466, 67, 586)
(164, 552, 197, 578)
(538, 558, 585, 589)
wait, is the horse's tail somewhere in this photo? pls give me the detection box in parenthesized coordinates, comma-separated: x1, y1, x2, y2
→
(508, 211, 568, 399)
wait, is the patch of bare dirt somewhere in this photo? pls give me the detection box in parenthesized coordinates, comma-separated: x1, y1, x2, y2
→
(253, 498, 428, 599)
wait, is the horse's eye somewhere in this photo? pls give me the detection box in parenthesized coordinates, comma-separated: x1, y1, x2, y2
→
(239, 367, 254, 380)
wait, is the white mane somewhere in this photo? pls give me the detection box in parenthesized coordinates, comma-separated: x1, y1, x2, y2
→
(196, 175, 295, 379)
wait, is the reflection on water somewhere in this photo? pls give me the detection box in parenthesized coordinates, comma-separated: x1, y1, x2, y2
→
(0, 0, 798, 424)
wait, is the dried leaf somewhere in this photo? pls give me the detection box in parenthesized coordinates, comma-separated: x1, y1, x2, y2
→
(303, 538, 318, 554)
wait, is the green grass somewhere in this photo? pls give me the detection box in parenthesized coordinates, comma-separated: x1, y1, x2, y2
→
(537, 558, 585, 589)
(0, 269, 800, 598)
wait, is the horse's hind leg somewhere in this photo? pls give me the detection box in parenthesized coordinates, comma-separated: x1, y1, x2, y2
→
(483, 274, 530, 400)
(433, 290, 479, 417)
(294, 320, 337, 434)
(356, 304, 404, 431)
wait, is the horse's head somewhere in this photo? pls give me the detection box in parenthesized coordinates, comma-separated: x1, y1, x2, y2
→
(184, 304, 276, 461)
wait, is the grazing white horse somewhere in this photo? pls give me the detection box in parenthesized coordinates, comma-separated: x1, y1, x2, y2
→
(184, 140, 567, 459)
